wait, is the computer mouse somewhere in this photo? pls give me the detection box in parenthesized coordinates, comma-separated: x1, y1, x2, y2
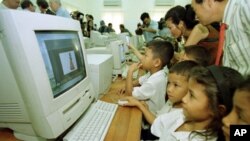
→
(117, 100, 128, 106)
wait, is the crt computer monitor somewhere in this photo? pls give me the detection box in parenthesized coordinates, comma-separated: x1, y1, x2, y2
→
(0, 10, 95, 141)
(109, 40, 126, 75)
(90, 30, 109, 47)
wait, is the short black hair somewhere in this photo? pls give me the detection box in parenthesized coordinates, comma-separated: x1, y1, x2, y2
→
(36, 0, 48, 9)
(146, 40, 174, 68)
(194, 0, 224, 4)
(169, 60, 199, 77)
(237, 76, 250, 92)
(140, 12, 150, 21)
(184, 45, 211, 66)
(21, 0, 33, 9)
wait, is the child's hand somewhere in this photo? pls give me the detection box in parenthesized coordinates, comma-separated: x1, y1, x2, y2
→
(140, 101, 149, 109)
(128, 44, 136, 51)
(119, 96, 140, 107)
(118, 87, 126, 95)
(128, 63, 142, 72)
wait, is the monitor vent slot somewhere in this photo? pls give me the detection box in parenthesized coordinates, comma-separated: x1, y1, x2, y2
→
(0, 103, 24, 121)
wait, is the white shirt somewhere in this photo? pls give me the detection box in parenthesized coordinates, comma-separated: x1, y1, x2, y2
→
(0, 2, 8, 9)
(222, 0, 250, 77)
(56, 7, 71, 18)
(156, 100, 175, 116)
(132, 70, 166, 115)
(151, 110, 217, 141)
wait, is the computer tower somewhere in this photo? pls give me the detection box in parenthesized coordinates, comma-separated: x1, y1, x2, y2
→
(87, 54, 113, 98)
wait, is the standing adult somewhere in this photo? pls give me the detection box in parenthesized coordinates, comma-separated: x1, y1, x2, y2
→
(0, 0, 20, 9)
(165, 5, 219, 64)
(139, 12, 158, 43)
(191, 0, 250, 77)
(49, 0, 71, 18)
(36, 0, 55, 15)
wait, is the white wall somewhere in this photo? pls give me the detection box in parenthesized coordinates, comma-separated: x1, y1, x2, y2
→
(61, 0, 191, 34)
(0, 0, 191, 34)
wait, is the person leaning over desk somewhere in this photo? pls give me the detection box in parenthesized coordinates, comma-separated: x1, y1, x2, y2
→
(191, 0, 250, 77)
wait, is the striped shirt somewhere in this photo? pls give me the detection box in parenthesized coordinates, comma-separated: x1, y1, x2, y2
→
(222, 0, 250, 77)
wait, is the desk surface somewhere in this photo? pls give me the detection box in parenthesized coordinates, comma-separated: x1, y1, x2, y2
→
(0, 78, 142, 141)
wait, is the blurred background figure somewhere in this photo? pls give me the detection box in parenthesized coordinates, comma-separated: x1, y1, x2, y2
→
(21, 0, 36, 12)
(36, 0, 55, 15)
(0, 0, 20, 9)
(107, 23, 115, 33)
(49, 0, 71, 18)
(120, 24, 132, 36)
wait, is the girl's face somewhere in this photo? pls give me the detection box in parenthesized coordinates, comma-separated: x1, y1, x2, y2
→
(166, 19, 182, 38)
(182, 77, 213, 122)
(222, 90, 250, 141)
(167, 73, 188, 104)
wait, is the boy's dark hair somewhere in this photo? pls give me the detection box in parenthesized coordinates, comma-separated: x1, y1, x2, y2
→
(36, 0, 48, 9)
(140, 12, 150, 21)
(21, 0, 33, 9)
(184, 45, 211, 66)
(237, 76, 250, 92)
(194, 0, 224, 4)
(165, 5, 198, 29)
(169, 60, 199, 77)
(120, 24, 124, 29)
(188, 66, 243, 139)
(146, 40, 174, 68)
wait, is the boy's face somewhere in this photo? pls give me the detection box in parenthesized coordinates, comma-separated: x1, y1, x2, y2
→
(167, 73, 188, 104)
(222, 90, 250, 141)
(141, 48, 159, 71)
(182, 77, 213, 122)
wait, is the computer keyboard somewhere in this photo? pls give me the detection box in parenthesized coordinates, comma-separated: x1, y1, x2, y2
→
(63, 100, 118, 141)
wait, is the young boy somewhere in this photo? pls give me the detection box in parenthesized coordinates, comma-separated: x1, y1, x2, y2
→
(124, 40, 174, 115)
(122, 61, 199, 140)
(178, 45, 211, 66)
(222, 76, 250, 141)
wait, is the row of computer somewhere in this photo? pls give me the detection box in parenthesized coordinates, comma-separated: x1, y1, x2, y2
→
(0, 9, 144, 141)
(84, 30, 145, 97)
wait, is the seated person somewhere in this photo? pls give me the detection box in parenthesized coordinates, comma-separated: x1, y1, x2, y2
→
(21, 0, 36, 12)
(151, 65, 243, 140)
(121, 61, 199, 140)
(107, 23, 115, 33)
(222, 76, 250, 141)
(36, 0, 55, 15)
(120, 24, 132, 36)
(122, 40, 174, 115)
(178, 45, 211, 66)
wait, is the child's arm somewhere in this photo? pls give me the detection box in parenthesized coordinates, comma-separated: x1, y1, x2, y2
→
(122, 96, 156, 124)
(128, 45, 143, 61)
(125, 63, 141, 95)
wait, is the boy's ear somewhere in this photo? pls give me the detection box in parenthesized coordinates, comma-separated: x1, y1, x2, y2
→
(154, 58, 161, 68)
(218, 105, 227, 116)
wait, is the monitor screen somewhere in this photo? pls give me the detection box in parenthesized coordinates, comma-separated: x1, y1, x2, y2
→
(36, 31, 87, 98)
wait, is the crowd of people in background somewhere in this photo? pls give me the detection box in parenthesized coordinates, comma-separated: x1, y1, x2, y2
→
(1, 0, 250, 141)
